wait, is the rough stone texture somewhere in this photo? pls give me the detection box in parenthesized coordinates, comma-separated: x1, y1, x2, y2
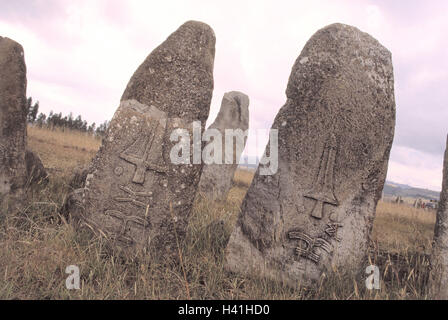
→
(61, 188, 84, 223)
(61, 164, 89, 222)
(225, 23, 395, 286)
(72, 21, 215, 255)
(69, 164, 89, 190)
(0, 36, 28, 198)
(430, 135, 448, 299)
(198, 91, 249, 199)
(25, 149, 48, 186)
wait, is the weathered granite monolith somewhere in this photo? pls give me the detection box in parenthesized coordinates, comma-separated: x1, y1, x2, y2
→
(0, 37, 28, 199)
(430, 135, 448, 299)
(225, 23, 396, 286)
(198, 91, 249, 200)
(71, 21, 215, 255)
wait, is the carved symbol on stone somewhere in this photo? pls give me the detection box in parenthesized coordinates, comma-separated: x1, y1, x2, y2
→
(288, 231, 332, 264)
(114, 185, 153, 208)
(304, 134, 339, 219)
(325, 223, 343, 242)
(114, 166, 124, 176)
(119, 122, 168, 185)
(105, 210, 147, 243)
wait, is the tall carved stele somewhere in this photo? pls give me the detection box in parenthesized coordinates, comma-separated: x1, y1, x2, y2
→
(430, 135, 448, 299)
(0, 37, 27, 200)
(225, 23, 396, 286)
(70, 21, 215, 256)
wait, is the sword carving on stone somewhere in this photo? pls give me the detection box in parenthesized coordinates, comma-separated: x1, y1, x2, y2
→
(304, 134, 339, 219)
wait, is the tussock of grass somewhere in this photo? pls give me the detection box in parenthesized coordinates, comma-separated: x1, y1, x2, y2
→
(0, 127, 438, 299)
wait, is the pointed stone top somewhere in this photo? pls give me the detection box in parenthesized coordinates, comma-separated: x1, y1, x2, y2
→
(210, 91, 250, 129)
(224, 91, 250, 110)
(0, 35, 27, 112)
(121, 21, 215, 122)
(0, 36, 23, 47)
(0, 36, 25, 64)
(286, 23, 393, 102)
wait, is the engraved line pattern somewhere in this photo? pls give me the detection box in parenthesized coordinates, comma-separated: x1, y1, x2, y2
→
(114, 185, 152, 208)
(325, 222, 343, 242)
(105, 210, 147, 243)
(288, 231, 332, 264)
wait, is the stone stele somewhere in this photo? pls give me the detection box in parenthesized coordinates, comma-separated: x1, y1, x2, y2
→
(430, 135, 448, 299)
(74, 21, 215, 255)
(0, 36, 28, 198)
(199, 91, 250, 199)
(225, 23, 396, 286)
(25, 149, 48, 186)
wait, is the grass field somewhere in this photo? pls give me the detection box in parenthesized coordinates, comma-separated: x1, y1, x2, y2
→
(0, 126, 438, 299)
(27, 126, 101, 173)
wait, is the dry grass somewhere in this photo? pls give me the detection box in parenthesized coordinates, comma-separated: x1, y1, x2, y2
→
(233, 168, 255, 188)
(373, 202, 436, 254)
(27, 126, 101, 173)
(0, 127, 438, 299)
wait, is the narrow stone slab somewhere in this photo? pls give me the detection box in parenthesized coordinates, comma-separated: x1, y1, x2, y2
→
(430, 136, 448, 299)
(25, 149, 48, 186)
(75, 21, 215, 255)
(0, 36, 28, 198)
(199, 91, 250, 199)
(225, 23, 396, 286)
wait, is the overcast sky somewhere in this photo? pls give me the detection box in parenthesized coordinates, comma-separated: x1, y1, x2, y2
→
(1, 0, 447, 191)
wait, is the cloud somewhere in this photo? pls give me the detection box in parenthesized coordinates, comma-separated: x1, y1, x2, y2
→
(388, 145, 444, 191)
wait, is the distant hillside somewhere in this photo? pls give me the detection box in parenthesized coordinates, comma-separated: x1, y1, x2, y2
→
(383, 181, 440, 200)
